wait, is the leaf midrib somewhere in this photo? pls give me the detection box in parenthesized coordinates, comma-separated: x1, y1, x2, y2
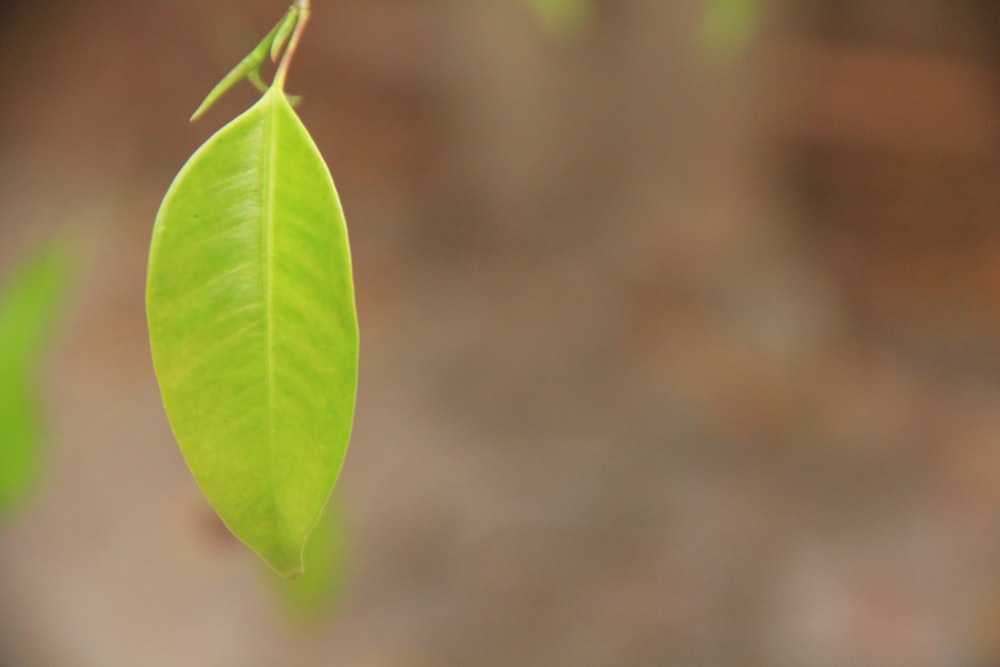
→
(262, 91, 279, 533)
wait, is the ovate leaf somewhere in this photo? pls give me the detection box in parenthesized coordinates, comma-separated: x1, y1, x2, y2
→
(147, 87, 358, 577)
(0, 241, 71, 516)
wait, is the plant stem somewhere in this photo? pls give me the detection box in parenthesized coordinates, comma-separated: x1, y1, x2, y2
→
(274, 0, 310, 90)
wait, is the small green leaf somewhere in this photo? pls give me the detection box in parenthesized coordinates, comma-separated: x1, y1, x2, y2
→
(0, 241, 71, 516)
(270, 8, 298, 63)
(191, 6, 299, 122)
(147, 87, 358, 577)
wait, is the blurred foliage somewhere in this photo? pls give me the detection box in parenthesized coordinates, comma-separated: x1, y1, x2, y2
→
(521, 0, 763, 50)
(699, 0, 763, 54)
(0, 240, 71, 517)
(520, 0, 594, 37)
(269, 498, 353, 622)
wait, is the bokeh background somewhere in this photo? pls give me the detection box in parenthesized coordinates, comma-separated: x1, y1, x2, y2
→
(2, 1, 1000, 665)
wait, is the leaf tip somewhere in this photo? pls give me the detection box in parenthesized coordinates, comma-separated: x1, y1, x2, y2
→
(258, 536, 308, 579)
(189, 102, 209, 123)
(272, 558, 306, 580)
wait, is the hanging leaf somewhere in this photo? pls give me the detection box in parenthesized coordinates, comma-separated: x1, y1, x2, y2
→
(147, 76, 358, 576)
(0, 241, 71, 516)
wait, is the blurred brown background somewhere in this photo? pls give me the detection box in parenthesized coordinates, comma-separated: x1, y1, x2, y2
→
(1, 0, 1000, 665)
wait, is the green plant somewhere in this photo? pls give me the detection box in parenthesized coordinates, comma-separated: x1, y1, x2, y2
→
(146, 0, 358, 578)
(143, 0, 753, 583)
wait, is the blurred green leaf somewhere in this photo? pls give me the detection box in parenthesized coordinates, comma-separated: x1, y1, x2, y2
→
(270, 500, 352, 621)
(0, 372, 41, 518)
(699, 0, 763, 54)
(521, 0, 594, 36)
(0, 241, 71, 516)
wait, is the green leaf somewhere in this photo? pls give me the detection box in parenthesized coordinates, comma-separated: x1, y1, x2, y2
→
(190, 6, 299, 122)
(270, 8, 297, 63)
(147, 87, 359, 577)
(0, 241, 71, 516)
